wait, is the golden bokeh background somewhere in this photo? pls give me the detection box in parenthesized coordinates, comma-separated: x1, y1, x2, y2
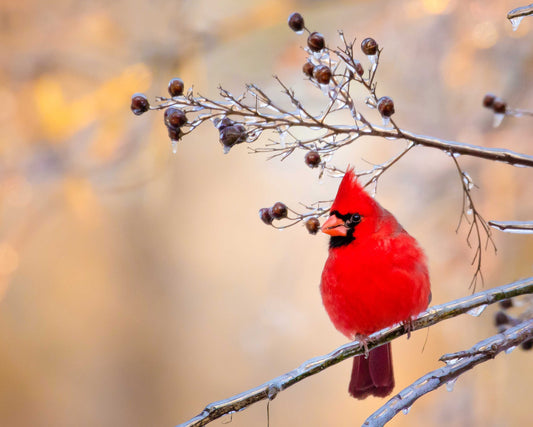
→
(1, 0, 532, 426)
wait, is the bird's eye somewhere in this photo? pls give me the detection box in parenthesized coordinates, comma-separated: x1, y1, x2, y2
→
(349, 213, 362, 225)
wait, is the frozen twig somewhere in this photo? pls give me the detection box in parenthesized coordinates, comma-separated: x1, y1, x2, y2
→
(507, 4, 533, 20)
(364, 317, 533, 426)
(488, 220, 533, 234)
(176, 277, 533, 427)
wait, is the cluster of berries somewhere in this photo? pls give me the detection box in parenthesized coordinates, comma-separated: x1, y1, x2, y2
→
(214, 117, 247, 154)
(483, 93, 507, 114)
(131, 78, 189, 142)
(259, 201, 321, 234)
(288, 12, 395, 123)
(494, 298, 533, 351)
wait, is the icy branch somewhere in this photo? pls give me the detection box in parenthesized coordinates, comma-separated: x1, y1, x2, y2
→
(374, 127, 533, 168)
(488, 220, 533, 234)
(508, 4, 533, 20)
(364, 318, 533, 426)
(176, 277, 533, 427)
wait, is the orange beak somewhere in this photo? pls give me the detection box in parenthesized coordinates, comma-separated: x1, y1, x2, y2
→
(321, 215, 348, 237)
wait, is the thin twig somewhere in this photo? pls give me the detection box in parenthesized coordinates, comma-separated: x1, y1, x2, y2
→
(177, 277, 533, 427)
(488, 220, 533, 234)
(450, 155, 496, 291)
(507, 4, 533, 20)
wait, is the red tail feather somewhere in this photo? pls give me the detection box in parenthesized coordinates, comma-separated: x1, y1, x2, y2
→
(348, 343, 394, 399)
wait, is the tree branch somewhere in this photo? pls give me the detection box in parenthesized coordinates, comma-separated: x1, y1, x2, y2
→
(373, 127, 533, 168)
(364, 318, 533, 426)
(177, 277, 533, 427)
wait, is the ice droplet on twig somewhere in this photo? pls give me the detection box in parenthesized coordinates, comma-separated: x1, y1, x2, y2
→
(279, 129, 287, 148)
(510, 16, 524, 31)
(223, 145, 231, 154)
(295, 29, 304, 35)
(382, 116, 391, 127)
(446, 378, 457, 392)
(493, 112, 505, 128)
(320, 83, 330, 96)
(402, 406, 412, 415)
(505, 345, 516, 354)
(466, 304, 487, 317)
(367, 53, 378, 65)
(171, 140, 178, 154)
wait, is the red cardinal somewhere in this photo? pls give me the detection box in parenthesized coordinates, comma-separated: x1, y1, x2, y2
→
(320, 168, 431, 399)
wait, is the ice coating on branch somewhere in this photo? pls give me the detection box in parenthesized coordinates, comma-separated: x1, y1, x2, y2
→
(462, 172, 474, 190)
(505, 345, 516, 354)
(445, 357, 459, 366)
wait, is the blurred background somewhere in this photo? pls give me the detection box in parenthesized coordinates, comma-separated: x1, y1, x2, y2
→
(1, 0, 532, 426)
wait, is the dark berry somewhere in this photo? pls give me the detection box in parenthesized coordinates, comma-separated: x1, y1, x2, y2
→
(302, 61, 315, 78)
(305, 217, 320, 234)
(483, 93, 496, 108)
(168, 127, 181, 141)
(305, 150, 321, 168)
(259, 208, 273, 225)
(313, 65, 332, 84)
(307, 32, 325, 52)
(521, 338, 533, 351)
(494, 311, 509, 327)
(361, 38, 378, 55)
(492, 98, 507, 114)
(377, 96, 395, 117)
(216, 117, 235, 131)
(168, 78, 185, 97)
(288, 12, 305, 32)
(131, 93, 150, 115)
(219, 124, 246, 147)
(164, 107, 187, 129)
(269, 202, 288, 220)
(354, 62, 364, 77)
(499, 299, 513, 310)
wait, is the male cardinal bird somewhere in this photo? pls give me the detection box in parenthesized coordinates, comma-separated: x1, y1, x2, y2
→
(320, 168, 431, 399)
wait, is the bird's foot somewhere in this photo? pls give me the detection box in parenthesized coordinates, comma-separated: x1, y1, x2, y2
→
(402, 319, 415, 339)
(354, 334, 370, 358)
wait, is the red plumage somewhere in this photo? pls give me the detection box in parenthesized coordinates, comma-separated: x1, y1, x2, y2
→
(320, 167, 431, 399)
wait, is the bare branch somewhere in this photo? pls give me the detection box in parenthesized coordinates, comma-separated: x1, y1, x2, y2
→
(364, 318, 533, 426)
(489, 220, 533, 234)
(450, 155, 496, 291)
(177, 277, 533, 427)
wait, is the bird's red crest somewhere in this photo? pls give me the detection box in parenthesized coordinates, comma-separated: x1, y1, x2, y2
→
(330, 167, 378, 216)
